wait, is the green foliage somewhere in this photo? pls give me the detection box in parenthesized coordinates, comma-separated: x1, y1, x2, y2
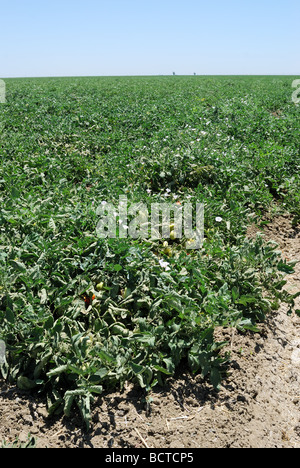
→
(0, 76, 299, 430)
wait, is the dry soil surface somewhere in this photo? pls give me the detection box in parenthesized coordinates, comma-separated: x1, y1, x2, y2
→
(1, 215, 299, 448)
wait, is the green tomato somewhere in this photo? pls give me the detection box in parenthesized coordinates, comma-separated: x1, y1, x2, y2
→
(164, 247, 172, 257)
(170, 230, 176, 241)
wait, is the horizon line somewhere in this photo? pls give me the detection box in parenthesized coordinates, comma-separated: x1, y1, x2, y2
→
(1, 73, 300, 80)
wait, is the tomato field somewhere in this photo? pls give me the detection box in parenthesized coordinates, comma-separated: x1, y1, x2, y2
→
(0, 76, 299, 430)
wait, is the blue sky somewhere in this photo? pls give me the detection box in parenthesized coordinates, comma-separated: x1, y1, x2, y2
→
(0, 0, 299, 77)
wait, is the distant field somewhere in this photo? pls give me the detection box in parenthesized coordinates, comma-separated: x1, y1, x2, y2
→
(0, 76, 299, 428)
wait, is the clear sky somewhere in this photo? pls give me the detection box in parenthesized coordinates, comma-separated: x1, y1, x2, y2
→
(0, 0, 299, 77)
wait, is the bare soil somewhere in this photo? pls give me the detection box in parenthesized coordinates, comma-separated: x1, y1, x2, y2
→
(1, 215, 299, 448)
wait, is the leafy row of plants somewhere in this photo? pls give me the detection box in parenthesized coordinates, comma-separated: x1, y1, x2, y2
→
(0, 76, 299, 429)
